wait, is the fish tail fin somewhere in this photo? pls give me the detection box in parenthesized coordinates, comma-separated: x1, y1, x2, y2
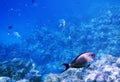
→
(61, 63, 69, 72)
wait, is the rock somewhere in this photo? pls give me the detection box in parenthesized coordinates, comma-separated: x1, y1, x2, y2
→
(25, 69, 41, 82)
(116, 58, 120, 67)
(84, 71, 98, 82)
(103, 65, 113, 74)
(116, 78, 120, 82)
(44, 74, 60, 82)
(44, 55, 120, 82)
(0, 77, 15, 82)
(0, 58, 41, 81)
(29, 75, 41, 82)
(61, 76, 81, 82)
(17, 79, 29, 82)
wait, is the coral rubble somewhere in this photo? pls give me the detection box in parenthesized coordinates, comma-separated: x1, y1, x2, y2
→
(44, 55, 120, 82)
(0, 58, 41, 82)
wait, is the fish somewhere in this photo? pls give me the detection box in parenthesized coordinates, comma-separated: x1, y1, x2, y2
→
(58, 19, 66, 27)
(61, 52, 95, 72)
(8, 25, 13, 30)
(32, 0, 35, 4)
(13, 32, 21, 38)
(7, 25, 21, 38)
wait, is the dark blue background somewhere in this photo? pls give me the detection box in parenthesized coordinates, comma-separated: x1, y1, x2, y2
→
(0, 0, 120, 76)
(0, 0, 120, 44)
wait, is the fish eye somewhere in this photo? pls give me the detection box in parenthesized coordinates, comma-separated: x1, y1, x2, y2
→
(8, 25, 13, 30)
(91, 53, 95, 57)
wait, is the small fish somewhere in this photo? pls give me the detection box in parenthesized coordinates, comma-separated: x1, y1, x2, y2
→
(13, 32, 21, 38)
(7, 25, 21, 38)
(8, 25, 13, 30)
(32, 0, 35, 4)
(58, 19, 66, 27)
(61, 52, 95, 72)
(31, 0, 38, 7)
(8, 31, 21, 38)
(7, 25, 13, 35)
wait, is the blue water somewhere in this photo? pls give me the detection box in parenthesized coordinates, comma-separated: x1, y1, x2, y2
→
(0, 0, 120, 77)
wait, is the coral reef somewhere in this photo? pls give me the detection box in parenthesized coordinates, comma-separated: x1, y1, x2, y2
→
(44, 55, 120, 82)
(0, 77, 15, 82)
(0, 58, 41, 82)
(0, 5, 120, 81)
(21, 6, 120, 75)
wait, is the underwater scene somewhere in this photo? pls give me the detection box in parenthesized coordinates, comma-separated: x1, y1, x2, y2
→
(0, 0, 120, 82)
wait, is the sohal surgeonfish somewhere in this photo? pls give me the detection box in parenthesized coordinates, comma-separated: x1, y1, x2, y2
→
(61, 52, 95, 72)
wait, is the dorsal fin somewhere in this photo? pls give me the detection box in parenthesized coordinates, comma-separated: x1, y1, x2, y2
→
(71, 53, 84, 63)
